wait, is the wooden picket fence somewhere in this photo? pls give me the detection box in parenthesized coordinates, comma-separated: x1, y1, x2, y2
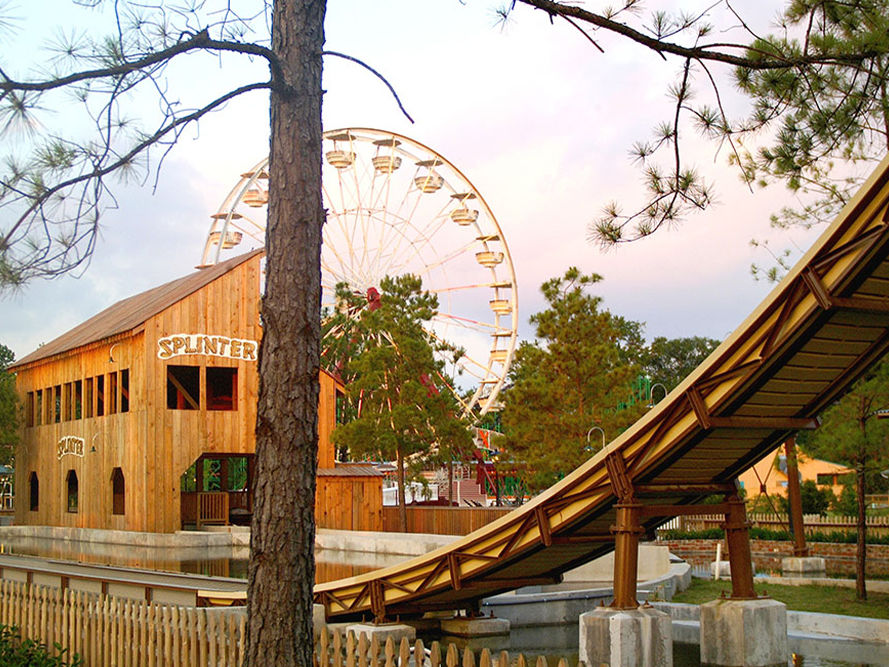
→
(674, 512, 889, 536)
(0, 579, 245, 666)
(0, 579, 579, 667)
(315, 627, 577, 667)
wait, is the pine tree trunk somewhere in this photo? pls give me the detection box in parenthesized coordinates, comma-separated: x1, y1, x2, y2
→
(856, 464, 868, 601)
(246, 1, 326, 664)
(398, 448, 408, 532)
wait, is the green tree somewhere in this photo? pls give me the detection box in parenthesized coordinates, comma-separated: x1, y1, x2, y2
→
(833, 482, 859, 516)
(0, 344, 18, 465)
(778, 479, 834, 517)
(329, 275, 472, 531)
(504, 1, 889, 252)
(502, 268, 646, 491)
(642, 336, 720, 394)
(805, 357, 889, 599)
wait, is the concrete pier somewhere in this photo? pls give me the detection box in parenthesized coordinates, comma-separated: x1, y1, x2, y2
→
(781, 556, 826, 577)
(440, 615, 510, 637)
(343, 622, 416, 644)
(579, 606, 672, 667)
(700, 598, 787, 667)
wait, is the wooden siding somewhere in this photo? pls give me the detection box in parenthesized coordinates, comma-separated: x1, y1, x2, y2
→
(316, 476, 382, 532)
(380, 506, 511, 535)
(15, 253, 343, 533)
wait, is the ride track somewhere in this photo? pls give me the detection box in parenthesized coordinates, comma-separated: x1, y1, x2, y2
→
(315, 154, 889, 623)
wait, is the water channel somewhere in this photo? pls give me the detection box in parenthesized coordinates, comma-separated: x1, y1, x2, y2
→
(0, 534, 885, 666)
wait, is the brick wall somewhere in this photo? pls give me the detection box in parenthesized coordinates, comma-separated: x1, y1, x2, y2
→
(659, 538, 889, 577)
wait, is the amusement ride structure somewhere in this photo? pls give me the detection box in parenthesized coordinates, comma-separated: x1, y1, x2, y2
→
(200, 128, 518, 416)
(202, 130, 889, 625)
(312, 155, 889, 621)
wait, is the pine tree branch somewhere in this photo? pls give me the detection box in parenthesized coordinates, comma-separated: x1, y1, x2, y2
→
(1, 80, 270, 261)
(514, 0, 881, 69)
(0, 29, 281, 97)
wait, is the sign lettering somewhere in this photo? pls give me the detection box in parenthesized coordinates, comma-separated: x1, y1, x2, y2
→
(57, 436, 85, 460)
(157, 334, 258, 361)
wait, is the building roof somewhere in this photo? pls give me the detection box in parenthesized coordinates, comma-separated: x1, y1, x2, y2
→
(12, 249, 264, 369)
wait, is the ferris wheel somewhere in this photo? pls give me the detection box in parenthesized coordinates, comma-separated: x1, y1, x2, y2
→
(199, 128, 518, 416)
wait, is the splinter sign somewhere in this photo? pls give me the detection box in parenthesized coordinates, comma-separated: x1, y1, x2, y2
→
(57, 436, 85, 460)
(157, 334, 258, 361)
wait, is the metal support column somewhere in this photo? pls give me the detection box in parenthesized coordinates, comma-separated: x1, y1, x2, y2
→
(784, 436, 809, 557)
(724, 490, 756, 599)
(611, 501, 643, 609)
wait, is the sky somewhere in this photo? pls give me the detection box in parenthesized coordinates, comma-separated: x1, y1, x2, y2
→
(1, 0, 827, 373)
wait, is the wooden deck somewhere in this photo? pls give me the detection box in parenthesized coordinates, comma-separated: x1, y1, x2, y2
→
(315, 154, 889, 621)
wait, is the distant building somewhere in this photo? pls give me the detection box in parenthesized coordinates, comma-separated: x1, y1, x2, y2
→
(738, 445, 851, 501)
(11, 250, 381, 533)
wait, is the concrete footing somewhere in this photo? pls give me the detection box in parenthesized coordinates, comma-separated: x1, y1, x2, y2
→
(313, 604, 326, 638)
(710, 560, 756, 580)
(343, 623, 416, 644)
(781, 556, 826, 577)
(440, 616, 510, 637)
(700, 598, 787, 667)
(579, 606, 672, 667)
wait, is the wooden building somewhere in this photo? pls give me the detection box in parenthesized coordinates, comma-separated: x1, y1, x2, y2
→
(11, 250, 381, 533)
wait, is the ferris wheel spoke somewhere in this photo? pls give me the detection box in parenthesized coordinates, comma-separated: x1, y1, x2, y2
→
(321, 240, 359, 288)
(323, 183, 364, 285)
(432, 312, 500, 332)
(375, 171, 430, 277)
(378, 212, 454, 279)
(425, 281, 505, 293)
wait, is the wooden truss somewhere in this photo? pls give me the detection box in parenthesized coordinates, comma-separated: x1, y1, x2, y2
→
(315, 156, 889, 622)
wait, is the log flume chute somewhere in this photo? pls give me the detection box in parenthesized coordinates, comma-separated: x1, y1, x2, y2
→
(315, 154, 889, 622)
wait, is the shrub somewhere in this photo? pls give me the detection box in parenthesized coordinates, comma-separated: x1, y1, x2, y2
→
(659, 528, 724, 540)
(0, 625, 81, 666)
(658, 527, 889, 545)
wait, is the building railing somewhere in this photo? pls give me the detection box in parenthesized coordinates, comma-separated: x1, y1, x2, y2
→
(196, 492, 229, 529)
(180, 491, 231, 529)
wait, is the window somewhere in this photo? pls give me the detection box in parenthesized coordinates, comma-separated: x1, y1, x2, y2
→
(35, 390, 43, 426)
(84, 378, 94, 418)
(120, 369, 129, 413)
(26, 392, 34, 427)
(28, 472, 38, 511)
(43, 387, 53, 424)
(96, 375, 105, 417)
(111, 468, 125, 515)
(63, 383, 72, 421)
(66, 470, 78, 513)
(816, 473, 835, 486)
(167, 365, 200, 410)
(207, 367, 238, 411)
(74, 380, 82, 419)
(53, 385, 61, 423)
(108, 372, 118, 414)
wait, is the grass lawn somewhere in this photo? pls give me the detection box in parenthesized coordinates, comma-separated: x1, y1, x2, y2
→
(671, 578, 889, 620)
